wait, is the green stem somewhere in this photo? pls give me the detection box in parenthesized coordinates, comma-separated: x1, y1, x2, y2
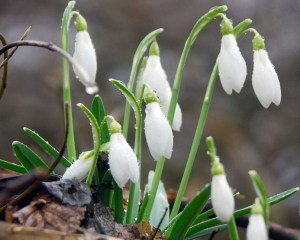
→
(142, 5, 227, 224)
(142, 156, 165, 221)
(113, 180, 124, 223)
(228, 217, 239, 240)
(61, 1, 76, 162)
(126, 111, 142, 223)
(169, 17, 253, 220)
(170, 63, 219, 220)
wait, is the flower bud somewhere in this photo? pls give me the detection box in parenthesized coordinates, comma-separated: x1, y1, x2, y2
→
(218, 34, 247, 95)
(108, 119, 139, 188)
(252, 47, 281, 108)
(144, 101, 173, 161)
(141, 42, 182, 131)
(145, 171, 169, 230)
(62, 150, 94, 181)
(73, 14, 98, 94)
(246, 199, 268, 240)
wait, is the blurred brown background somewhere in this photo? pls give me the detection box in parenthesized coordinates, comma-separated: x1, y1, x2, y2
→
(0, 0, 299, 236)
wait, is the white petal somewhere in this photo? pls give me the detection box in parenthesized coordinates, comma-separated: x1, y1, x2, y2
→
(145, 171, 170, 230)
(252, 49, 281, 108)
(211, 175, 234, 222)
(145, 102, 174, 161)
(73, 31, 98, 94)
(62, 151, 93, 181)
(109, 133, 139, 188)
(246, 214, 268, 240)
(218, 34, 247, 95)
(160, 84, 182, 131)
(141, 55, 169, 101)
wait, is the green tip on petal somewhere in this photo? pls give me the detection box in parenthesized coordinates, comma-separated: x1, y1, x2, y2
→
(149, 40, 160, 56)
(76, 14, 88, 32)
(252, 33, 265, 50)
(251, 198, 264, 215)
(109, 120, 122, 134)
(144, 91, 158, 104)
(220, 16, 233, 35)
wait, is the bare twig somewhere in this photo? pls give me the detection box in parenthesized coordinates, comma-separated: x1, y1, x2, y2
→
(151, 207, 168, 240)
(0, 27, 31, 100)
(0, 40, 93, 88)
(0, 104, 69, 213)
(208, 230, 218, 240)
(0, 26, 31, 69)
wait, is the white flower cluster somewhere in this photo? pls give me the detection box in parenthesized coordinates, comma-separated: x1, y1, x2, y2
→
(218, 18, 281, 108)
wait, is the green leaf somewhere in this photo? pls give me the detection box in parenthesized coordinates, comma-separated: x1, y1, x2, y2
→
(0, 159, 27, 174)
(249, 170, 269, 225)
(185, 224, 227, 240)
(185, 187, 299, 238)
(12, 141, 49, 171)
(110, 79, 140, 117)
(77, 103, 101, 187)
(90, 95, 110, 144)
(136, 192, 150, 223)
(167, 184, 211, 240)
(23, 127, 71, 168)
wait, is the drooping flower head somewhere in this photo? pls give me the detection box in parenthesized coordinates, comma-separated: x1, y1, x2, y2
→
(252, 33, 281, 108)
(218, 15, 247, 95)
(144, 86, 173, 161)
(141, 41, 182, 131)
(207, 136, 234, 223)
(73, 14, 98, 94)
(107, 116, 139, 188)
(246, 198, 268, 240)
(62, 150, 94, 181)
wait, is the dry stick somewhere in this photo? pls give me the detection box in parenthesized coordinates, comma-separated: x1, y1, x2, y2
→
(0, 26, 31, 69)
(0, 40, 87, 86)
(0, 34, 8, 100)
(151, 208, 168, 240)
(0, 104, 69, 213)
(208, 231, 218, 240)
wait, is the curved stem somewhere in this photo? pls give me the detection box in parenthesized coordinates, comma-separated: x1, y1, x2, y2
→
(61, 1, 76, 162)
(142, 5, 228, 223)
(169, 18, 253, 220)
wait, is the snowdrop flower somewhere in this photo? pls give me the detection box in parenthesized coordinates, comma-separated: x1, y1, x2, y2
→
(252, 33, 281, 108)
(246, 198, 268, 240)
(141, 41, 182, 131)
(144, 171, 169, 229)
(62, 150, 94, 181)
(210, 158, 234, 222)
(108, 117, 139, 188)
(218, 16, 247, 95)
(144, 88, 173, 161)
(73, 14, 98, 94)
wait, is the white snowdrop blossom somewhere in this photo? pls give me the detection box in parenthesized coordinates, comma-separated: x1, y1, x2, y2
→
(73, 15, 98, 94)
(246, 214, 268, 240)
(141, 42, 182, 131)
(211, 174, 234, 222)
(252, 49, 281, 108)
(144, 171, 169, 230)
(109, 132, 139, 188)
(62, 151, 93, 181)
(145, 101, 173, 161)
(218, 34, 247, 95)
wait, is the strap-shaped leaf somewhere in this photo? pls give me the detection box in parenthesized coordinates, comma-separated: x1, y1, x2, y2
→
(0, 159, 27, 174)
(23, 127, 71, 168)
(185, 224, 227, 240)
(109, 79, 140, 118)
(185, 187, 299, 238)
(249, 170, 269, 225)
(90, 95, 110, 144)
(167, 184, 211, 240)
(12, 141, 49, 171)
